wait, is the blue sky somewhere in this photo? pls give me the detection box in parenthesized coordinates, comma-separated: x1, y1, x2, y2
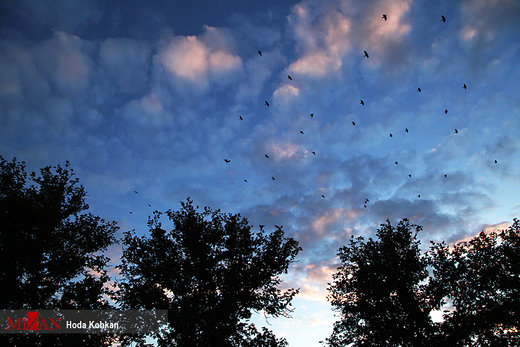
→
(1, 0, 519, 345)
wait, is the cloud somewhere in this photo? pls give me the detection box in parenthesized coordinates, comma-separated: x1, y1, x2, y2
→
(159, 35, 208, 81)
(289, 51, 341, 77)
(365, 0, 411, 46)
(453, 220, 513, 244)
(273, 84, 300, 101)
(460, 0, 520, 41)
(157, 26, 242, 87)
(311, 208, 358, 236)
(270, 142, 303, 160)
(0, 30, 95, 106)
(283, 262, 338, 302)
(36, 31, 91, 94)
(209, 50, 242, 72)
(7, 0, 103, 33)
(286, 0, 413, 77)
(287, 3, 351, 77)
(99, 38, 151, 94)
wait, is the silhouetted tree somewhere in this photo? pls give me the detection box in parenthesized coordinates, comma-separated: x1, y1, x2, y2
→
(0, 156, 118, 346)
(428, 219, 520, 346)
(118, 199, 300, 346)
(326, 219, 435, 346)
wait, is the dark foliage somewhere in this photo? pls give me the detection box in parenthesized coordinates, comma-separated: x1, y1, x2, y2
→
(118, 198, 300, 346)
(0, 156, 118, 346)
(326, 219, 435, 346)
(428, 219, 520, 346)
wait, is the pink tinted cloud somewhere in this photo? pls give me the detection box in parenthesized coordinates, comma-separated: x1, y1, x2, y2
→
(37, 31, 90, 93)
(311, 207, 358, 235)
(296, 264, 338, 302)
(158, 27, 242, 84)
(366, 0, 411, 48)
(160, 35, 208, 81)
(287, 0, 413, 76)
(453, 221, 512, 244)
(209, 50, 242, 72)
(289, 51, 341, 77)
(270, 142, 302, 160)
(288, 5, 351, 77)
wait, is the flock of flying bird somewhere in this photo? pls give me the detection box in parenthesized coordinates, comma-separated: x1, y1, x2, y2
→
(219, 13, 501, 208)
(129, 13, 498, 215)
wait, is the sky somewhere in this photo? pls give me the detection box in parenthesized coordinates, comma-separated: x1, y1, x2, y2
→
(1, 0, 520, 345)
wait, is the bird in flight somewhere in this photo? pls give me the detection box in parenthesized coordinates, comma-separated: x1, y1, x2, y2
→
(309, 113, 314, 118)
(494, 160, 498, 164)
(134, 190, 138, 194)
(360, 99, 365, 106)
(265, 100, 270, 107)
(364, 204, 367, 208)
(352, 121, 356, 126)
(418, 194, 421, 198)
(288, 75, 292, 80)
(382, 14, 388, 21)
(244, 179, 248, 183)
(444, 109, 448, 115)
(265, 154, 270, 159)
(272, 176, 276, 180)
(444, 174, 448, 178)
(405, 128, 409, 133)
(224, 159, 231, 163)
(129, 211, 133, 214)
(441, 15, 446, 23)
(463, 83, 467, 89)
(408, 173, 412, 178)
(239, 115, 243, 120)
(395, 161, 398, 165)
(312, 151, 316, 155)
(417, 88, 422, 92)
(389, 133, 393, 137)
(148, 203, 152, 207)
(364, 50, 369, 58)
(300, 130, 304, 135)
(454, 129, 458, 133)
(321, 194, 325, 199)
(258, 50, 262, 56)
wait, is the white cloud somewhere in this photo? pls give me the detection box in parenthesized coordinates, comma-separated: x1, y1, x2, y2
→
(273, 84, 300, 100)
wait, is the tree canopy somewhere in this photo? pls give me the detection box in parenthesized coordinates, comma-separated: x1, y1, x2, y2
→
(428, 219, 520, 346)
(0, 156, 118, 346)
(326, 218, 520, 346)
(118, 198, 301, 346)
(326, 219, 434, 346)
